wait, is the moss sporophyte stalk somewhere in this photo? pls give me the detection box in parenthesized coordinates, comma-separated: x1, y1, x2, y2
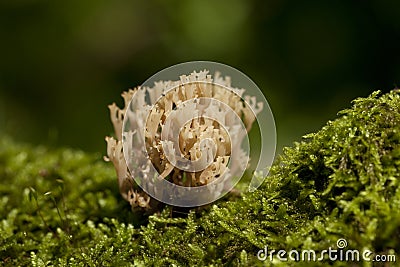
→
(1, 89, 399, 265)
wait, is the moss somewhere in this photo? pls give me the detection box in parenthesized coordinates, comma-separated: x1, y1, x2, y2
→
(1, 90, 399, 266)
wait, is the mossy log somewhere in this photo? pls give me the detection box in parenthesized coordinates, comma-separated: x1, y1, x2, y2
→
(1, 91, 399, 266)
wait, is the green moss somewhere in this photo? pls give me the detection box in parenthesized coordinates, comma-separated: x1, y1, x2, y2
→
(1, 90, 399, 266)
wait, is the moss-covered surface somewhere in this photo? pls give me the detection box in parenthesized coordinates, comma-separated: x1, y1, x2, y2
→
(1, 91, 400, 266)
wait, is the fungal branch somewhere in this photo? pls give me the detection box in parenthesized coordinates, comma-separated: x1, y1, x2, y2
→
(105, 89, 151, 209)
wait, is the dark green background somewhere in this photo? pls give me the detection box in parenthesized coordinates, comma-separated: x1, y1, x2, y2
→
(0, 0, 399, 153)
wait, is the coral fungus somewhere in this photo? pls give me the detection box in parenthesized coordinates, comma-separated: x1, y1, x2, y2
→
(105, 70, 262, 209)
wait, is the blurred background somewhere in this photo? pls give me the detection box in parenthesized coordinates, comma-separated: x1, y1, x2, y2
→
(0, 0, 399, 154)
